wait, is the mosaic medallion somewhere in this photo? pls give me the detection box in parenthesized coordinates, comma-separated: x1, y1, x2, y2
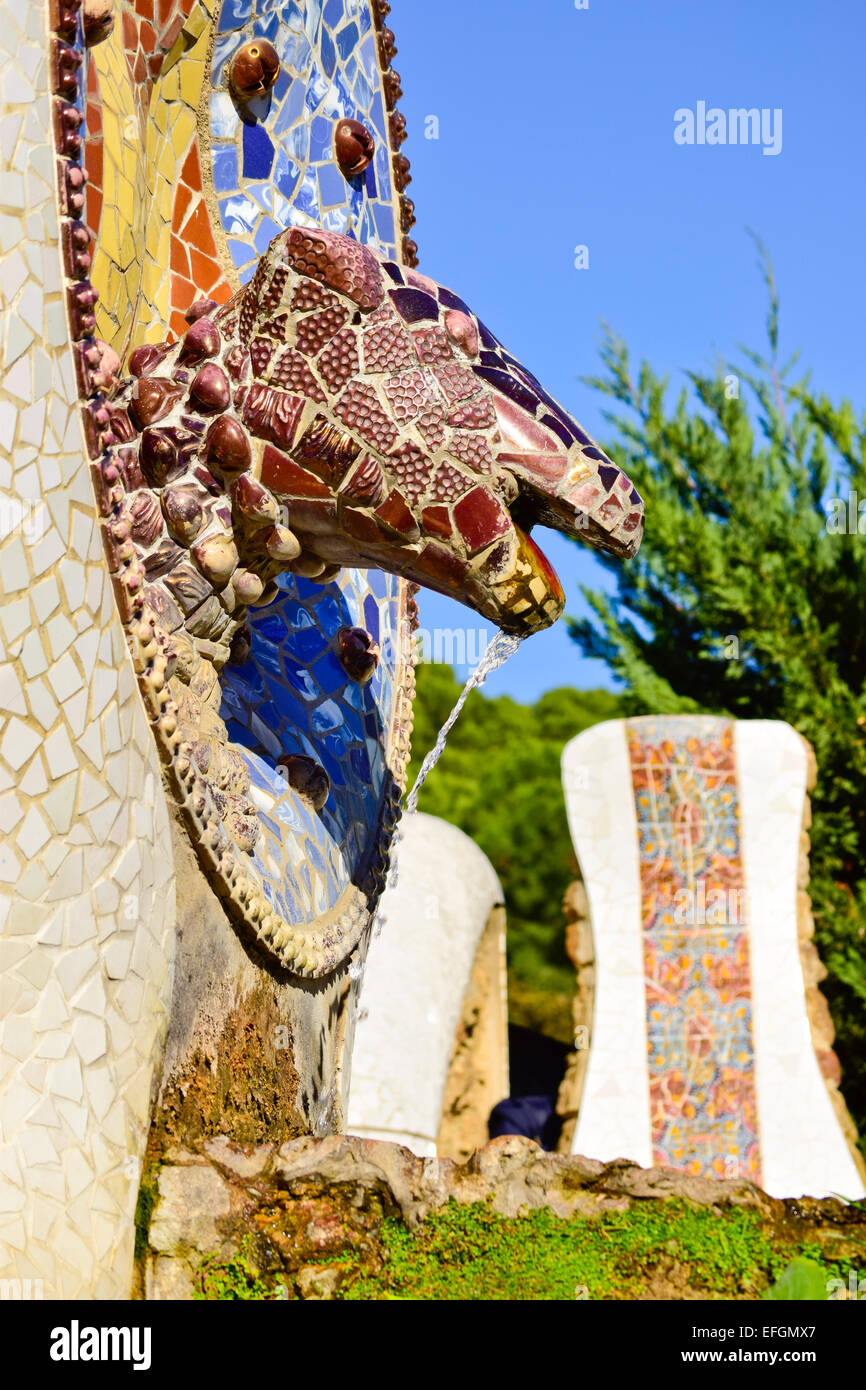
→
(58, 0, 417, 976)
(53, 0, 642, 979)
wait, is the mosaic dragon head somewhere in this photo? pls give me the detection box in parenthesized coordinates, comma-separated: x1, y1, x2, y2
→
(46, 0, 647, 981)
(106, 224, 643, 628)
(90, 224, 643, 971)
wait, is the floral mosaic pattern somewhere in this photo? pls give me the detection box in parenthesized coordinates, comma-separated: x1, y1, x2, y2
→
(626, 716, 762, 1183)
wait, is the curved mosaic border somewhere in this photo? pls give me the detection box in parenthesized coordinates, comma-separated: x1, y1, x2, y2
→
(371, 0, 417, 267)
(52, 0, 417, 977)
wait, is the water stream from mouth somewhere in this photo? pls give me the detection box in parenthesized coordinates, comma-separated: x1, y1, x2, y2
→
(359, 630, 522, 1038)
(403, 629, 522, 816)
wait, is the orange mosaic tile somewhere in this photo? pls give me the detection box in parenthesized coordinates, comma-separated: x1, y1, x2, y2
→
(168, 134, 233, 339)
(117, 0, 195, 114)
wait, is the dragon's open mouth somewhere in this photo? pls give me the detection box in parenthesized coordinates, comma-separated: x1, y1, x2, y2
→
(459, 385, 645, 634)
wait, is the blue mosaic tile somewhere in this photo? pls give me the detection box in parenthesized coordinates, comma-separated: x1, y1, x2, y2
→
(283, 657, 319, 699)
(212, 144, 239, 191)
(254, 10, 279, 40)
(305, 63, 327, 112)
(211, 91, 239, 138)
(350, 744, 371, 781)
(310, 113, 333, 160)
(366, 569, 389, 599)
(285, 626, 328, 664)
(254, 215, 282, 254)
(304, 0, 323, 44)
(341, 681, 364, 713)
(212, 0, 399, 265)
(312, 699, 344, 734)
(313, 593, 343, 636)
(337, 20, 359, 60)
(273, 149, 300, 199)
(242, 122, 275, 179)
(219, 0, 252, 28)
(212, 30, 242, 84)
(373, 201, 394, 243)
(363, 594, 380, 642)
(321, 27, 336, 77)
(221, 194, 257, 232)
(318, 162, 348, 209)
(352, 64, 372, 112)
(311, 650, 346, 692)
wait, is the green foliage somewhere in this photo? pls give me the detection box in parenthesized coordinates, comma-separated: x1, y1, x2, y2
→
(763, 1257, 829, 1301)
(569, 238, 866, 1148)
(406, 663, 620, 1038)
(193, 1236, 274, 1301)
(339, 1198, 855, 1301)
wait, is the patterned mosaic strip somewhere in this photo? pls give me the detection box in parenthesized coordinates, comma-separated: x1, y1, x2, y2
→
(626, 717, 762, 1183)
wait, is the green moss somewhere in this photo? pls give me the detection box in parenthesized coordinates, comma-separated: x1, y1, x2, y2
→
(193, 1236, 275, 1301)
(337, 1200, 864, 1302)
(133, 1163, 160, 1264)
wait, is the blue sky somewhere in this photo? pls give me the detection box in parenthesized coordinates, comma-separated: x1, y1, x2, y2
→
(391, 0, 866, 701)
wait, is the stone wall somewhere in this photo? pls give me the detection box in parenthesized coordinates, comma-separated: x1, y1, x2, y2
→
(555, 880, 594, 1153)
(437, 903, 510, 1163)
(147, 816, 359, 1162)
(139, 1133, 866, 1300)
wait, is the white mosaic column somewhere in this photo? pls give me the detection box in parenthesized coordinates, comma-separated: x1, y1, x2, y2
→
(562, 721, 652, 1168)
(346, 812, 507, 1156)
(562, 718, 865, 1200)
(0, 5, 176, 1299)
(737, 722, 864, 1198)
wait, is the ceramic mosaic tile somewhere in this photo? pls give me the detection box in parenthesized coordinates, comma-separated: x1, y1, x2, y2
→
(626, 717, 760, 1183)
(0, 0, 176, 1298)
(75, 0, 416, 976)
(563, 718, 866, 1199)
(209, 0, 396, 283)
(347, 810, 508, 1157)
(221, 565, 401, 923)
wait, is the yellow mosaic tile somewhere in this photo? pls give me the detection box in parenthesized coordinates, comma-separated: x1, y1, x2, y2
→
(90, 2, 219, 359)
